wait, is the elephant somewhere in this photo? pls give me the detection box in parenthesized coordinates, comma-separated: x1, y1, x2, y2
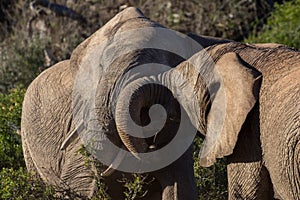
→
(20, 7, 222, 199)
(130, 41, 298, 199)
(22, 6, 300, 200)
(203, 42, 300, 200)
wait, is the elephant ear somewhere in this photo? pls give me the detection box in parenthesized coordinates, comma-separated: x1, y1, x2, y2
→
(199, 52, 261, 167)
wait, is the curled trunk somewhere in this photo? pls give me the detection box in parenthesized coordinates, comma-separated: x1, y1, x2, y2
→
(114, 54, 211, 155)
(115, 79, 182, 154)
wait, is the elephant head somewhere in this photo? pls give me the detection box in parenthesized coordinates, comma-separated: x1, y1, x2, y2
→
(118, 50, 262, 168)
(66, 6, 206, 199)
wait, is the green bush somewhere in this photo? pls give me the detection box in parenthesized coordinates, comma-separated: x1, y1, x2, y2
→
(121, 174, 149, 200)
(0, 167, 111, 199)
(0, 167, 55, 200)
(0, 88, 26, 169)
(246, 0, 300, 49)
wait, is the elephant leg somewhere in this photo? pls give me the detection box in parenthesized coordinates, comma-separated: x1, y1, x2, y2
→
(227, 105, 274, 199)
(227, 162, 273, 200)
(138, 175, 161, 200)
(153, 145, 197, 200)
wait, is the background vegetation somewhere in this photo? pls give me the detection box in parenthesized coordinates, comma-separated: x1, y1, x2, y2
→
(0, 0, 299, 199)
(246, 0, 300, 49)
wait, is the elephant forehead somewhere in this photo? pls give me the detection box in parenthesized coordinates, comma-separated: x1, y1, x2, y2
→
(87, 8, 157, 47)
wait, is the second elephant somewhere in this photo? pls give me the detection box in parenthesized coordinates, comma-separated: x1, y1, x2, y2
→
(137, 41, 299, 200)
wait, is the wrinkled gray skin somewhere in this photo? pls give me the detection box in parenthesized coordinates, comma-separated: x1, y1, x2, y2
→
(203, 43, 300, 200)
(22, 7, 300, 200)
(143, 41, 298, 200)
(20, 7, 219, 200)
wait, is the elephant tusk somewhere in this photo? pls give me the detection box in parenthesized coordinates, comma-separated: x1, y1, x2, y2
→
(101, 164, 115, 177)
(101, 147, 127, 177)
(60, 120, 84, 150)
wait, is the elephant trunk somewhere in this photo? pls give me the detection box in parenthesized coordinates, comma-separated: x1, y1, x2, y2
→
(115, 60, 210, 155)
(115, 76, 182, 154)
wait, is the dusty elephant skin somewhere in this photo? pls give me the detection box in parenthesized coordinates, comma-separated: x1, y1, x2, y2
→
(20, 6, 300, 200)
(207, 42, 300, 200)
(20, 7, 218, 199)
(180, 41, 299, 200)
